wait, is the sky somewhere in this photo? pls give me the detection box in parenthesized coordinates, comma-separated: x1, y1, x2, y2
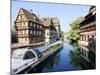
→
(12, 1, 91, 32)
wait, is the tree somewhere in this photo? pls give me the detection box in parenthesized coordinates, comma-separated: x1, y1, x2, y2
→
(11, 24, 16, 33)
(67, 17, 84, 44)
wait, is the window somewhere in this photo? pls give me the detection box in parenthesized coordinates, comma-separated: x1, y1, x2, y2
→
(22, 30, 25, 34)
(25, 30, 28, 34)
(37, 24, 39, 28)
(30, 22, 32, 26)
(37, 31, 39, 34)
(23, 51, 35, 59)
(30, 30, 32, 34)
(33, 23, 35, 27)
(33, 17, 36, 20)
(25, 22, 28, 27)
(22, 22, 24, 27)
(39, 25, 41, 28)
(41, 26, 42, 28)
(38, 31, 40, 35)
(18, 15, 21, 19)
(39, 31, 41, 35)
(34, 30, 36, 34)
(35, 24, 37, 28)
(47, 33, 49, 35)
(36, 31, 38, 34)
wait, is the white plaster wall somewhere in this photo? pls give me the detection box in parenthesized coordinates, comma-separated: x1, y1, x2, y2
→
(18, 38, 29, 45)
(45, 29, 50, 44)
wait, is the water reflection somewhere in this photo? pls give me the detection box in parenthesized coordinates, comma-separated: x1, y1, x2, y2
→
(69, 46, 95, 70)
(44, 53, 60, 70)
(19, 42, 95, 74)
(28, 47, 63, 73)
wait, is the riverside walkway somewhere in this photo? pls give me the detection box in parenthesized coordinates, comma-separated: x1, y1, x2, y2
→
(11, 42, 45, 49)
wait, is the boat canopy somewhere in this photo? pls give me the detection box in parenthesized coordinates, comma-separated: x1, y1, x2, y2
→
(12, 41, 62, 60)
(12, 47, 41, 60)
(33, 45, 51, 53)
(33, 41, 62, 52)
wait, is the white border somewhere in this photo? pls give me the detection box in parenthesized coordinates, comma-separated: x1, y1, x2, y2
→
(0, 0, 98, 75)
(24, 0, 96, 5)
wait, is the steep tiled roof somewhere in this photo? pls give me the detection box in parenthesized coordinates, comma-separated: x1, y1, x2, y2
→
(41, 17, 53, 27)
(16, 8, 42, 24)
(80, 6, 96, 25)
(41, 17, 57, 31)
(89, 6, 96, 13)
(52, 17, 60, 25)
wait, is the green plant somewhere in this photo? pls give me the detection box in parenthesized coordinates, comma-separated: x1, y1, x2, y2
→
(67, 17, 83, 44)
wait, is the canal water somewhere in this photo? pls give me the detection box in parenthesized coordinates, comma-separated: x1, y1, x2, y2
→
(21, 42, 94, 74)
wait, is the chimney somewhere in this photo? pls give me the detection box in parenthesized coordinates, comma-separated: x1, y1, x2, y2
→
(29, 9, 33, 14)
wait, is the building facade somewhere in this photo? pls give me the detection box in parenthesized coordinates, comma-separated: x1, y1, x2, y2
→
(41, 17, 58, 44)
(15, 8, 45, 45)
(79, 6, 96, 63)
(52, 17, 61, 40)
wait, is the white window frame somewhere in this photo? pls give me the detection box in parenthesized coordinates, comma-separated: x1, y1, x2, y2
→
(25, 22, 28, 27)
(22, 30, 25, 34)
(18, 15, 21, 19)
(22, 22, 24, 27)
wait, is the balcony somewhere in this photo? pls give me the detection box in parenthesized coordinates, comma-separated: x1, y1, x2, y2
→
(80, 21, 96, 29)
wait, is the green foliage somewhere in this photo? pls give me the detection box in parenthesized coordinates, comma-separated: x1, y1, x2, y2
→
(67, 19, 81, 44)
(11, 24, 16, 32)
(69, 47, 94, 69)
(69, 47, 81, 67)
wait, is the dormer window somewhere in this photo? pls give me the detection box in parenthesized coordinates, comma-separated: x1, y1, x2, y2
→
(18, 15, 21, 19)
